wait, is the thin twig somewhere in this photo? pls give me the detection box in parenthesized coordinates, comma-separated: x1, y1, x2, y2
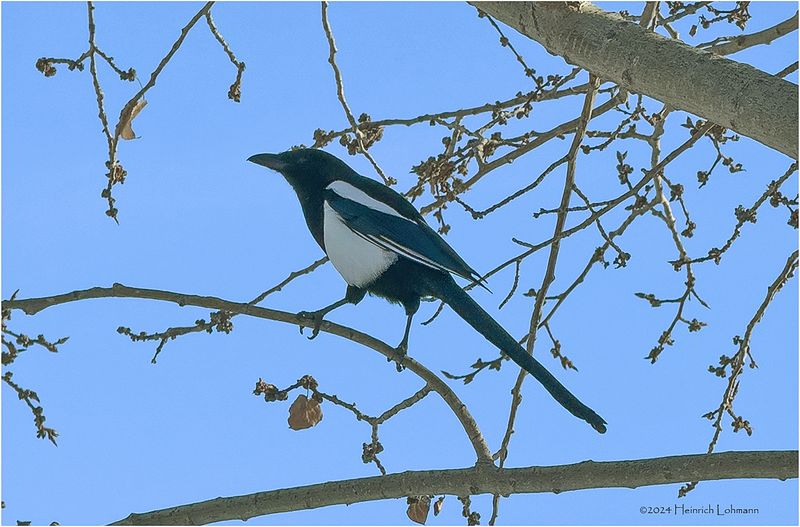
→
(320, 1, 394, 185)
(248, 257, 329, 305)
(685, 163, 797, 267)
(677, 250, 799, 497)
(491, 75, 600, 525)
(478, 120, 717, 287)
(204, 9, 246, 101)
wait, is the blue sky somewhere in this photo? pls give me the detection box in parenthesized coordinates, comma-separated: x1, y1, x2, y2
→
(2, 2, 797, 525)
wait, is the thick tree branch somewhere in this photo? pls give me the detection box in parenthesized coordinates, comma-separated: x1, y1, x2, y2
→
(2, 284, 493, 464)
(111, 450, 797, 525)
(471, 2, 798, 158)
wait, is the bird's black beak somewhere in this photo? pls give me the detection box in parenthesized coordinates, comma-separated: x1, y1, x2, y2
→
(247, 153, 287, 172)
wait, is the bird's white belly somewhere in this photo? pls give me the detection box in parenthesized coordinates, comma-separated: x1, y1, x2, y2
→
(323, 202, 398, 287)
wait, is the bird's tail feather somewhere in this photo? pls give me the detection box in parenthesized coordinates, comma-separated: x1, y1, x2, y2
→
(427, 273, 607, 433)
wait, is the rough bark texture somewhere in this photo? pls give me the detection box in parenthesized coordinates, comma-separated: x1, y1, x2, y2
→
(471, 2, 798, 159)
(111, 450, 797, 525)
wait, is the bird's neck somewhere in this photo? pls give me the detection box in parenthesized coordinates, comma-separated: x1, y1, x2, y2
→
(294, 186, 325, 250)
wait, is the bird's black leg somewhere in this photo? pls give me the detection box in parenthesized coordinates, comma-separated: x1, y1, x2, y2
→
(391, 299, 419, 371)
(396, 314, 413, 356)
(298, 285, 365, 340)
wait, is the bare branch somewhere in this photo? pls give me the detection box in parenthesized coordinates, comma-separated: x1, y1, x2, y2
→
(204, 8, 246, 102)
(776, 61, 798, 78)
(3, 284, 492, 463)
(685, 162, 798, 267)
(701, 11, 798, 56)
(255, 375, 432, 475)
(2, 372, 59, 446)
(111, 450, 797, 525)
(639, 2, 659, 29)
(660, 2, 712, 24)
(479, 120, 716, 285)
(490, 76, 600, 522)
(705, 249, 799, 454)
(320, 1, 394, 185)
(525, 74, 600, 354)
(316, 78, 591, 144)
(248, 257, 329, 305)
(676, 250, 800, 497)
(419, 89, 627, 215)
(110, 257, 328, 362)
(103, 2, 214, 220)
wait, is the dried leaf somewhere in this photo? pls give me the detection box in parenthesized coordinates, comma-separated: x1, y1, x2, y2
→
(119, 98, 147, 140)
(433, 496, 445, 516)
(406, 496, 431, 525)
(287, 394, 323, 430)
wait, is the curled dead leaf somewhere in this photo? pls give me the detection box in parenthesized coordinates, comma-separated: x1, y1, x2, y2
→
(119, 98, 147, 140)
(406, 496, 431, 525)
(287, 394, 323, 430)
(433, 496, 444, 516)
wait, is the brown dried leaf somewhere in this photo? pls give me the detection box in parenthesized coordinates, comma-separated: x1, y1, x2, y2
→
(433, 496, 445, 516)
(406, 496, 431, 525)
(119, 98, 148, 140)
(287, 394, 323, 430)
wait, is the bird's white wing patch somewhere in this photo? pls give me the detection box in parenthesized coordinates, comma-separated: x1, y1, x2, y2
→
(324, 182, 482, 284)
(323, 201, 398, 287)
(371, 235, 453, 273)
(326, 181, 406, 219)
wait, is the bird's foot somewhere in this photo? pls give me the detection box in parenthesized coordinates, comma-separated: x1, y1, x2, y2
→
(297, 309, 327, 340)
(388, 341, 408, 372)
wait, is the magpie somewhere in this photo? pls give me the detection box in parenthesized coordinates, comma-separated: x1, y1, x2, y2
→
(248, 148, 606, 433)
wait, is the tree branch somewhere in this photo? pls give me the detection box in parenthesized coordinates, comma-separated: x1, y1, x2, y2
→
(2, 284, 493, 464)
(478, 120, 716, 286)
(490, 74, 600, 523)
(419, 88, 627, 215)
(320, 1, 393, 185)
(702, 11, 798, 56)
(110, 450, 797, 525)
(471, 2, 798, 158)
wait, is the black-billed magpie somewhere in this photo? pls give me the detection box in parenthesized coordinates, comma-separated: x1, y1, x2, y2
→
(248, 148, 606, 433)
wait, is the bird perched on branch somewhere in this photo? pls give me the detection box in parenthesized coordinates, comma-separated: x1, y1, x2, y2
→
(248, 148, 606, 433)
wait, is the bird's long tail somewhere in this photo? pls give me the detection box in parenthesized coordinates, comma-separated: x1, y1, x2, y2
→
(427, 273, 607, 433)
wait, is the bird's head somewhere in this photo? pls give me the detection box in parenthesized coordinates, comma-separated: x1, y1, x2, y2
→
(248, 148, 349, 192)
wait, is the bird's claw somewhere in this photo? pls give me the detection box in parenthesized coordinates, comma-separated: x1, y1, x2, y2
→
(389, 341, 408, 372)
(298, 310, 325, 340)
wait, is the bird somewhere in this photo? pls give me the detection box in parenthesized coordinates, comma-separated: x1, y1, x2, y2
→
(248, 148, 607, 433)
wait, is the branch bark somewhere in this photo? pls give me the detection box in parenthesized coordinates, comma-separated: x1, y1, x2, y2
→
(471, 2, 798, 159)
(110, 450, 797, 525)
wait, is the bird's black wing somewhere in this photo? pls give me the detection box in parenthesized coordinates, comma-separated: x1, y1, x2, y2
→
(324, 189, 483, 284)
